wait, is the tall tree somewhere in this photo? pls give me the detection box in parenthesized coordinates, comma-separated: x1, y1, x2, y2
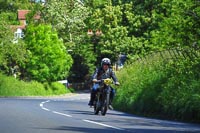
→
(40, 0, 96, 82)
(41, 0, 89, 46)
(86, 1, 129, 63)
(0, 11, 27, 77)
(24, 24, 73, 82)
(150, 0, 200, 49)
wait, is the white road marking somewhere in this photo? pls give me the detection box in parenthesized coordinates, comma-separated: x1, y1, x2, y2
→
(83, 119, 124, 131)
(39, 99, 125, 131)
(40, 100, 72, 117)
(52, 111, 72, 117)
(40, 100, 50, 111)
(41, 107, 50, 111)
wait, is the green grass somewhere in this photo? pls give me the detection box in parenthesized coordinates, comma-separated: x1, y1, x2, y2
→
(0, 73, 73, 96)
(113, 52, 200, 123)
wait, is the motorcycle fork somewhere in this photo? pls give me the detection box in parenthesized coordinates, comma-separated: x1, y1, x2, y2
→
(96, 91, 102, 107)
(96, 87, 110, 107)
(106, 87, 111, 107)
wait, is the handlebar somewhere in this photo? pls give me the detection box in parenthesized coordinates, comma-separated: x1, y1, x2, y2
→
(92, 78, 120, 86)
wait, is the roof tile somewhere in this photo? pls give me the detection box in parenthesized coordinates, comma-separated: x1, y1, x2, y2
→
(18, 10, 30, 20)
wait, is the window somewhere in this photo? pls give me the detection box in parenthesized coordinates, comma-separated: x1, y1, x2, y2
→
(14, 28, 24, 39)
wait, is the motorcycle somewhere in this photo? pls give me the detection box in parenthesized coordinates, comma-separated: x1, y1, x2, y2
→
(93, 78, 114, 116)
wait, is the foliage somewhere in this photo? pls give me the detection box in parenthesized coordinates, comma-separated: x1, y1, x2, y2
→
(40, 0, 96, 82)
(0, 1, 200, 123)
(158, 57, 200, 121)
(24, 24, 73, 82)
(49, 81, 71, 94)
(0, 1, 16, 12)
(150, 0, 200, 49)
(22, 0, 199, 82)
(0, 73, 71, 96)
(114, 52, 167, 114)
(0, 39, 27, 77)
(0, 16, 13, 42)
(0, 0, 33, 12)
(41, 0, 89, 45)
(114, 50, 200, 123)
(0, 0, 199, 82)
(0, 17, 27, 77)
(0, 12, 19, 25)
(86, 3, 129, 63)
(68, 47, 96, 82)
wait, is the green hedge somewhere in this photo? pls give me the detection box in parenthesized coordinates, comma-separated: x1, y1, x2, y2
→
(114, 54, 200, 123)
(0, 73, 72, 96)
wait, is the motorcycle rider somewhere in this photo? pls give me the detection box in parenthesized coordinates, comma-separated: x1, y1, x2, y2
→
(88, 58, 120, 110)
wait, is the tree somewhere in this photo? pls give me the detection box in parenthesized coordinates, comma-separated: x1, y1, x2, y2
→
(41, 0, 89, 46)
(150, 0, 200, 49)
(0, 38, 27, 77)
(24, 24, 73, 82)
(86, 1, 130, 63)
(0, 13, 27, 77)
(0, 0, 33, 12)
(40, 0, 97, 82)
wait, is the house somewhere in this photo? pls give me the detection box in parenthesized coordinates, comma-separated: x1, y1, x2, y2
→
(11, 10, 40, 42)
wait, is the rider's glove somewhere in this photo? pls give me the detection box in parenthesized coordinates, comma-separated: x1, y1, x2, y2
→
(92, 79, 97, 82)
(115, 82, 120, 86)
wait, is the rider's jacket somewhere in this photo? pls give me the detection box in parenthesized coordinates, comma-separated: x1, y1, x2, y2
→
(92, 67, 118, 83)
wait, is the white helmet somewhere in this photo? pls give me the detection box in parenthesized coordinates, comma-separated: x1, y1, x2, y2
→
(101, 58, 111, 66)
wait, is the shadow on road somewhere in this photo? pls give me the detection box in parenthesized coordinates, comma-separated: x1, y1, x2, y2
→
(34, 125, 195, 133)
(64, 109, 94, 115)
(34, 126, 125, 133)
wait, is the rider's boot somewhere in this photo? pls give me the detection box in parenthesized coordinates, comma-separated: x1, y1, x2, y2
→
(108, 100, 114, 110)
(108, 91, 115, 110)
(88, 91, 96, 106)
(108, 104, 113, 110)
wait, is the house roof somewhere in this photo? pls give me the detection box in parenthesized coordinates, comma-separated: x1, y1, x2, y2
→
(18, 10, 41, 20)
(10, 10, 41, 31)
(18, 10, 30, 20)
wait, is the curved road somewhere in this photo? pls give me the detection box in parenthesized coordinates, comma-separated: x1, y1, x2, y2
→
(0, 92, 200, 133)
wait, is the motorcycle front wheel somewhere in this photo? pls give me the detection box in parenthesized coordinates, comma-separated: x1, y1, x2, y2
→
(101, 102, 108, 116)
(101, 93, 109, 116)
(94, 101, 101, 115)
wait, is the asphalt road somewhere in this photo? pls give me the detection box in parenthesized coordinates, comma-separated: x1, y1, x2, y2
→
(0, 92, 200, 133)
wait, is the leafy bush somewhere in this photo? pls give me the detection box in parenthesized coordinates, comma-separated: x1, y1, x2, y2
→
(0, 12, 19, 25)
(114, 56, 167, 114)
(158, 58, 200, 121)
(114, 51, 200, 123)
(0, 73, 72, 96)
(49, 82, 71, 95)
(0, 73, 45, 96)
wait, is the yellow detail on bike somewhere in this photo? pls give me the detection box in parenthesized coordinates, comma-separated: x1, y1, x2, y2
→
(104, 78, 112, 85)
